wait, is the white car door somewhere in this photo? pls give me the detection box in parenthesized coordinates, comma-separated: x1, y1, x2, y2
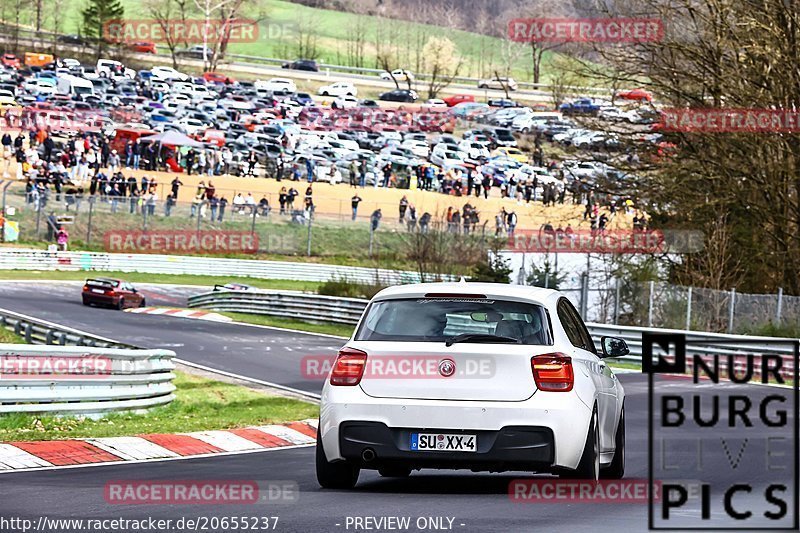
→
(556, 298, 618, 453)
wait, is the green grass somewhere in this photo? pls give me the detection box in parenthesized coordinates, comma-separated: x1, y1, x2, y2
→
(221, 311, 353, 338)
(15, 0, 581, 85)
(0, 371, 318, 441)
(0, 269, 322, 291)
(0, 328, 24, 344)
(4, 194, 448, 271)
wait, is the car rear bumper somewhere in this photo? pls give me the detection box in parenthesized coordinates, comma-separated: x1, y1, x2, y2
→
(319, 388, 592, 470)
(338, 421, 554, 472)
(82, 293, 118, 306)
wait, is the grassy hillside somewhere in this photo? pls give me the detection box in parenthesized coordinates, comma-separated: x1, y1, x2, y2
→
(16, 0, 568, 83)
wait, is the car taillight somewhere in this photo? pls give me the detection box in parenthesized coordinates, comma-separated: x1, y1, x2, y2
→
(330, 348, 368, 386)
(531, 353, 574, 392)
(82, 285, 89, 291)
(106, 290, 115, 296)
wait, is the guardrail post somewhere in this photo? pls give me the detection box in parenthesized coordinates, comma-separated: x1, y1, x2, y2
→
(776, 287, 783, 324)
(580, 273, 589, 320)
(685, 286, 692, 330)
(24, 323, 32, 344)
(647, 281, 655, 327)
(369, 224, 374, 257)
(45, 329, 55, 344)
(58, 331, 67, 345)
(86, 197, 94, 246)
(306, 215, 313, 257)
(35, 205, 42, 239)
(728, 288, 736, 333)
(14, 320, 22, 336)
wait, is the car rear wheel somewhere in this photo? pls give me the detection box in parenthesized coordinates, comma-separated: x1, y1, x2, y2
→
(602, 407, 625, 479)
(116, 298, 125, 310)
(378, 466, 411, 478)
(139, 298, 146, 308)
(316, 436, 360, 489)
(563, 407, 599, 481)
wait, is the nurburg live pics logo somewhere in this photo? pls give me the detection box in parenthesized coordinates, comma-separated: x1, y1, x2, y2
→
(643, 332, 799, 530)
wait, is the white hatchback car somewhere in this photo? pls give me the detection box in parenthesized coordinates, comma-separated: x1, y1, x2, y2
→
(317, 282, 628, 488)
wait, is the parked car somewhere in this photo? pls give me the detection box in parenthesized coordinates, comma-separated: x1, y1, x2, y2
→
(151, 66, 189, 82)
(176, 45, 219, 60)
(442, 94, 475, 107)
(81, 278, 145, 309)
(255, 78, 297, 95)
(203, 71, 236, 85)
(316, 282, 628, 488)
(318, 81, 357, 97)
(282, 59, 319, 72)
(478, 76, 518, 91)
(128, 41, 157, 54)
(1, 54, 20, 69)
(57, 34, 86, 45)
(379, 89, 418, 103)
(617, 88, 653, 102)
(380, 69, 414, 82)
(559, 98, 601, 115)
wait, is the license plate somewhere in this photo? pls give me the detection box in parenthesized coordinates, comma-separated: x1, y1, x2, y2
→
(91, 289, 105, 294)
(410, 433, 477, 452)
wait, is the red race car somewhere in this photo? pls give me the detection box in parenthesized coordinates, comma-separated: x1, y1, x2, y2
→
(618, 88, 653, 102)
(82, 278, 146, 310)
(1, 53, 21, 69)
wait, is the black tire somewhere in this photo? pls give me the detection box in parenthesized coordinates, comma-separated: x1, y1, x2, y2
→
(315, 435, 360, 489)
(82, 298, 90, 306)
(602, 407, 625, 479)
(564, 407, 599, 481)
(139, 298, 146, 308)
(116, 298, 125, 310)
(378, 466, 411, 478)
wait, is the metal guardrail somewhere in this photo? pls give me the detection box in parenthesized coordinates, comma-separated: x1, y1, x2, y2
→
(0, 308, 177, 415)
(0, 23, 611, 99)
(0, 248, 432, 284)
(0, 307, 130, 348)
(188, 290, 798, 376)
(188, 290, 366, 325)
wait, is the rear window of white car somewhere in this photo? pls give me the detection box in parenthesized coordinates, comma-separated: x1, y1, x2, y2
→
(355, 298, 553, 345)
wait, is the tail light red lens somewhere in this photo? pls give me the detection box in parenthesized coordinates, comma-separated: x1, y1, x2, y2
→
(82, 285, 89, 291)
(330, 347, 368, 386)
(531, 353, 574, 392)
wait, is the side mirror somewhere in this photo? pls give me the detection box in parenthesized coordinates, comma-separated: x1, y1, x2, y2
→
(601, 336, 630, 358)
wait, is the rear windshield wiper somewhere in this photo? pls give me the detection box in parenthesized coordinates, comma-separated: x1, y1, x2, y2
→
(445, 333, 521, 347)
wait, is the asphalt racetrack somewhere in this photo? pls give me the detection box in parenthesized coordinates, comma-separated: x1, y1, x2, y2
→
(0, 281, 796, 532)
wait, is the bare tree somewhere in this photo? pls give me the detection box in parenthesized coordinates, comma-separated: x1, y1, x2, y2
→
(145, 0, 195, 69)
(421, 36, 463, 99)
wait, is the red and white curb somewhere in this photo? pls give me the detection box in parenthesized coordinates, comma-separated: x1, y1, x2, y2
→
(0, 419, 317, 472)
(124, 307, 232, 323)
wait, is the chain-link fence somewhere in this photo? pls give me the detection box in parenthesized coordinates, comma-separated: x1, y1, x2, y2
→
(509, 252, 800, 335)
(2, 186, 493, 276)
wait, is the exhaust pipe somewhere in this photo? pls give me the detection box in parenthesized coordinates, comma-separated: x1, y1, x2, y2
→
(361, 448, 376, 462)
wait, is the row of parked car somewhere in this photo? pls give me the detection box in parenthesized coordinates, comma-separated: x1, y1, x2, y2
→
(1, 50, 659, 196)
